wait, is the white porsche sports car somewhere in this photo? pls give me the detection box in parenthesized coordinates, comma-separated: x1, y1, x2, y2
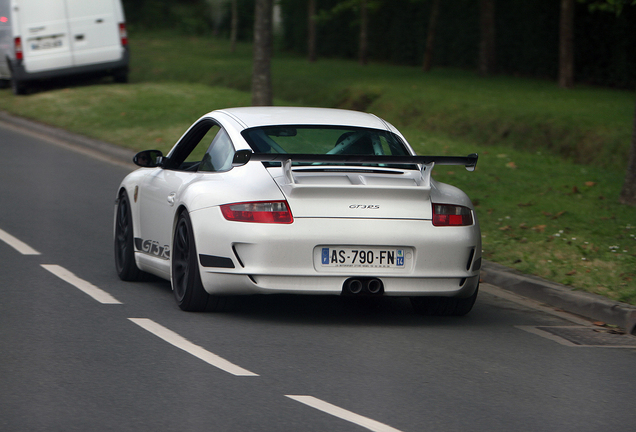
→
(114, 107, 481, 315)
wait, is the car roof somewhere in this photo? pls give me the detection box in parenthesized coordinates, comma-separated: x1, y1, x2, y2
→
(213, 107, 393, 131)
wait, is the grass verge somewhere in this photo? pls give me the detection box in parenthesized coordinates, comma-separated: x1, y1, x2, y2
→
(0, 31, 634, 304)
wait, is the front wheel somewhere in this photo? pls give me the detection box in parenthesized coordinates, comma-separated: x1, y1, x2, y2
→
(172, 211, 223, 312)
(411, 285, 479, 316)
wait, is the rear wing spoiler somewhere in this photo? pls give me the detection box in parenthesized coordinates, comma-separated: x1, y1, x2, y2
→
(232, 150, 478, 172)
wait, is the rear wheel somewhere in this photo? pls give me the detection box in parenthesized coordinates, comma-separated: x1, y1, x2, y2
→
(172, 211, 223, 312)
(411, 284, 479, 316)
(113, 68, 128, 83)
(114, 191, 146, 281)
(11, 76, 26, 95)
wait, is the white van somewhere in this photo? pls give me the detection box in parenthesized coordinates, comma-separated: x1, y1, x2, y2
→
(0, 0, 129, 94)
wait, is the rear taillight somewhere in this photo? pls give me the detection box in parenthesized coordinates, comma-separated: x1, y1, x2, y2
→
(14, 37, 23, 60)
(119, 23, 128, 46)
(432, 204, 473, 227)
(221, 201, 293, 224)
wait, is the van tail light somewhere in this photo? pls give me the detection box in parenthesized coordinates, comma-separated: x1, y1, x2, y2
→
(432, 204, 473, 227)
(14, 37, 23, 60)
(221, 201, 293, 224)
(119, 23, 128, 46)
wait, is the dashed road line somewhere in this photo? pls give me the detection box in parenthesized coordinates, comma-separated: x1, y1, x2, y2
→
(0, 228, 40, 255)
(41, 264, 122, 304)
(286, 395, 404, 432)
(128, 318, 259, 377)
(0, 222, 403, 429)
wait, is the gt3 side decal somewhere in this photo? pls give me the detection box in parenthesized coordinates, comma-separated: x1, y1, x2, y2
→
(134, 238, 170, 259)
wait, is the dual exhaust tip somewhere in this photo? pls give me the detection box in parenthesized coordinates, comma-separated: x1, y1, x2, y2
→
(342, 277, 384, 296)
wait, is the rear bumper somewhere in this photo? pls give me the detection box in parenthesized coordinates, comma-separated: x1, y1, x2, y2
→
(190, 209, 481, 297)
(9, 47, 129, 82)
(199, 272, 480, 297)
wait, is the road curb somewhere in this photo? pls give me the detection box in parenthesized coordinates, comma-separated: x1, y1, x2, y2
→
(2, 110, 635, 334)
(0, 110, 136, 166)
(482, 261, 636, 335)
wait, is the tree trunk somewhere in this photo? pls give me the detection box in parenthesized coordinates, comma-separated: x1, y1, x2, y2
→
(308, 0, 317, 62)
(479, 0, 496, 76)
(558, 0, 574, 88)
(230, 0, 238, 53)
(358, 0, 368, 65)
(619, 101, 636, 205)
(423, 0, 440, 72)
(252, 0, 273, 106)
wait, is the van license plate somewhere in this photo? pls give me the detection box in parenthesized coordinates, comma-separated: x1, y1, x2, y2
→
(31, 38, 63, 51)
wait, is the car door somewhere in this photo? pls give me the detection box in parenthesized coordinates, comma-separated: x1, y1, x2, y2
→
(65, 0, 121, 67)
(137, 120, 226, 258)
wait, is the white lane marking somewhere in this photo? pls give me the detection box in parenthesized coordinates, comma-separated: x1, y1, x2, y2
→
(128, 318, 259, 377)
(286, 395, 404, 432)
(41, 264, 122, 304)
(0, 228, 40, 255)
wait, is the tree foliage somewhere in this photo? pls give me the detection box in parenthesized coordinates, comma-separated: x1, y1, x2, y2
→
(580, 0, 636, 14)
(278, 0, 636, 88)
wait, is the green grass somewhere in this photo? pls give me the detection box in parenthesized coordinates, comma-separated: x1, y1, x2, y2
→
(0, 30, 634, 304)
(128, 32, 634, 169)
(0, 82, 254, 150)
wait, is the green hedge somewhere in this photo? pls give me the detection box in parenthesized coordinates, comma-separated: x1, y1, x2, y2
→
(281, 0, 636, 89)
(122, 0, 636, 88)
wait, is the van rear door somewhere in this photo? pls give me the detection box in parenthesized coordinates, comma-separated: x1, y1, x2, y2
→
(65, 0, 122, 67)
(19, 0, 73, 73)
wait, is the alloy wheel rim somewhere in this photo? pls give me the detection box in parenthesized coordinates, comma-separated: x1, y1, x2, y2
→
(173, 219, 190, 301)
(115, 199, 129, 271)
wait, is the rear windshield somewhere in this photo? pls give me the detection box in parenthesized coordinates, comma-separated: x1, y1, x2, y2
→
(241, 126, 410, 157)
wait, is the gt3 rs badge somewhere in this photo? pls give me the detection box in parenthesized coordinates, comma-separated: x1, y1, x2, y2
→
(349, 205, 380, 209)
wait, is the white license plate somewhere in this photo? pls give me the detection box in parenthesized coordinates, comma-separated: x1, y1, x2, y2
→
(320, 247, 406, 268)
(31, 37, 63, 51)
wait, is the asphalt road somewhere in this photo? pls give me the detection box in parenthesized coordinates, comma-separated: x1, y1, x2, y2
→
(1, 120, 635, 432)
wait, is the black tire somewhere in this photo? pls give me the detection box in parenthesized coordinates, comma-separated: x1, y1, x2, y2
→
(114, 191, 145, 281)
(411, 284, 479, 316)
(113, 69, 128, 83)
(172, 211, 222, 312)
(0, 79, 9, 89)
(11, 77, 26, 95)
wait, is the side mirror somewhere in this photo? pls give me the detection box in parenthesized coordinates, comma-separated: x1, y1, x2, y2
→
(232, 149, 253, 167)
(133, 150, 164, 168)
